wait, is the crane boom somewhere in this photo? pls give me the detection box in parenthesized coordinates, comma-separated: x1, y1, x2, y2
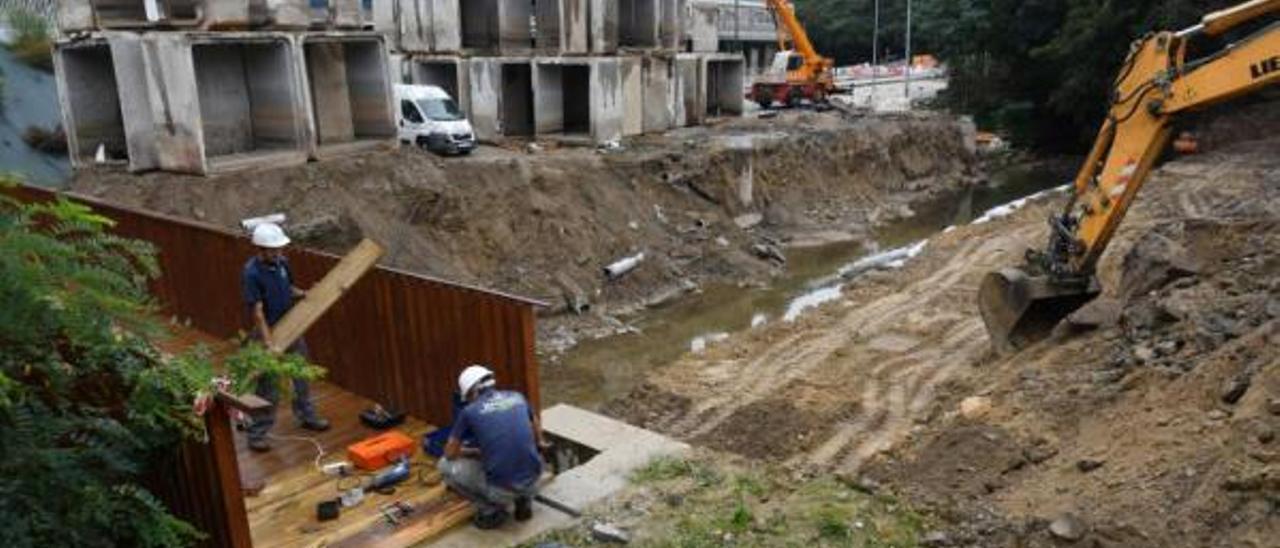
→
(766, 0, 822, 66)
(978, 0, 1280, 352)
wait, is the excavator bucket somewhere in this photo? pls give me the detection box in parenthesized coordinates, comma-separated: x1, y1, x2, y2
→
(978, 268, 1101, 353)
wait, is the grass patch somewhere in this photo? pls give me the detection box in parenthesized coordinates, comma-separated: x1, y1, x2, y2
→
(6, 8, 53, 71)
(531, 453, 934, 547)
(631, 455, 721, 487)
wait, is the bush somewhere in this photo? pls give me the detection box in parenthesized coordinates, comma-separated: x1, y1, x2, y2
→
(6, 8, 53, 71)
(0, 177, 323, 547)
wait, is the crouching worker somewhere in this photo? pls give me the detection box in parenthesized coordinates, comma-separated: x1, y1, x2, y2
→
(439, 365, 545, 529)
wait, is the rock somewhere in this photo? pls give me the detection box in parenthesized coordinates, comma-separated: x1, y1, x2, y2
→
(733, 213, 763, 229)
(1067, 298, 1122, 328)
(1049, 513, 1086, 542)
(1269, 399, 1280, 416)
(922, 530, 951, 547)
(751, 243, 787, 264)
(535, 543, 569, 548)
(1118, 232, 1200, 301)
(1133, 345, 1157, 363)
(1207, 409, 1229, 421)
(1266, 298, 1280, 319)
(1076, 459, 1105, 473)
(1221, 374, 1251, 405)
(1155, 339, 1180, 356)
(959, 396, 992, 420)
(1257, 428, 1275, 445)
(590, 522, 631, 544)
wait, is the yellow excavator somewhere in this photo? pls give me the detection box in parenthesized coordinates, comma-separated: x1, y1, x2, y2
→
(750, 0, 837, 108)
(979, 0, 1280, 352)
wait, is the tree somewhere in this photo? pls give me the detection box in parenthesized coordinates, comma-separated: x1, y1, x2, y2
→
(791, 0, 1245, 150)
(0, 177, 322, 547)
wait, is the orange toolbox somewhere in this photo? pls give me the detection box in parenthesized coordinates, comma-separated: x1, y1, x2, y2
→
(347, 431, 415, 471)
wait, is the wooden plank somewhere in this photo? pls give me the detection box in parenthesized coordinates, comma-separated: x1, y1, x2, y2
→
(207, 401, 254, 548)
(215, 391, 271, 413)
(330, 494, 474, 548)
(267, 239, 385, 354)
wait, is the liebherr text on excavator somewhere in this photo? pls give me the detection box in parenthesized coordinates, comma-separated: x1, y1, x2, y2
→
(979, 0, 1280, 352)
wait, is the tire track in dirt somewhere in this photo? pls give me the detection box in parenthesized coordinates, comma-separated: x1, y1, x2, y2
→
(661, 217, 1052, 471)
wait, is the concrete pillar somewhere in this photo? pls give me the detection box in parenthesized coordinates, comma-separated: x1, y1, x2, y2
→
(306, 42, 356, 144)
(687, 2, 719, 52)
(54, 40, 127, 168)
(589, 58, 622, 143)
(468, 58, 502, 141)
(374, 0, 401, 48)
(621, 56, 643, 136)
(398, 0, 432, 52)
(676, 53, 702, 126)
(589, 0, 617, 53)
(431, 0, 462, 51)
(146, 33, 209, 174)
(659, 0, 684, 51)
(641, 55, 673, 132)
(561, 0, 590, 53)
(618, 0, 659, 49)
(535, 0, 562, 51)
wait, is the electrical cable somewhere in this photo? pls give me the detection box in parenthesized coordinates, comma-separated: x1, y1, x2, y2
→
(265, 432, 329, 472)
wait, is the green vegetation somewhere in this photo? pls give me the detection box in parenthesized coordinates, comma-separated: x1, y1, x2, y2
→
(531, 454, 931, 547)
(5, 7, 53, 71)
(0, 176, 323, 547)
(792, 0, 1244, 149)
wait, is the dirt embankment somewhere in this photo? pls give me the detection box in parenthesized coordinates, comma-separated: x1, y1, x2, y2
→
(69, 112, 977, 338)
(605, 125, 1278, 545)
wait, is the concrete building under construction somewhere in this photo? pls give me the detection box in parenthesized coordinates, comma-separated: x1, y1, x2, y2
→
(52, 0, 745, 176)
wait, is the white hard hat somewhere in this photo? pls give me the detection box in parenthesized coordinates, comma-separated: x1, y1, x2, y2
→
(458, 365, 495, 398)
(251, 222, 291, 249)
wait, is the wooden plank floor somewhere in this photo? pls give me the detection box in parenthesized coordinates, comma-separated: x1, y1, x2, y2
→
(154, 322, 474, 546)
(234, 382, 475, 548)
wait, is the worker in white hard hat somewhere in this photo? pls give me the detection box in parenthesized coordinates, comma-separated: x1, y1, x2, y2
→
(240, 222, 329, 452)
(439, 364, 546, 529)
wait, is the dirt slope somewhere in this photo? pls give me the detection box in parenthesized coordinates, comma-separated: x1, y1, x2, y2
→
(607, 135, 1279, 546)
(69, 112, 975, 317)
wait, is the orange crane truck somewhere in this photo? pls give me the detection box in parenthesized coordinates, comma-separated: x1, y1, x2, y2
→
(750, 0, 838, 108)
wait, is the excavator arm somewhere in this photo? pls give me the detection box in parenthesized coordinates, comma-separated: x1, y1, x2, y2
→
(979, 0, 1280, 351)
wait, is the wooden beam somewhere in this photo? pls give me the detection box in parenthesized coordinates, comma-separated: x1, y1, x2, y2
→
(215, 391, 272, 413)
(268, 239, 385, 354)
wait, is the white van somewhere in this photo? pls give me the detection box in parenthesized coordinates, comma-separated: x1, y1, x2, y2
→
(394, 84, 476, 155)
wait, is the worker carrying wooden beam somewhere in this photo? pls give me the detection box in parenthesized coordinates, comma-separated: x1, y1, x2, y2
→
(240, 221, 331, 452)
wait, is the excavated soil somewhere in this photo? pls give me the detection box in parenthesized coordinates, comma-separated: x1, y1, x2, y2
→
(605, 125, 1279, 547)
(69, 111, 978, 349)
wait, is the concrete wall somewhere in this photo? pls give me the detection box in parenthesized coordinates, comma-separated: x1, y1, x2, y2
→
(54, 41, 127, 166)
(704, 54, 744, 116)
(589, 57, 622, 143)
(535, 0, 561, 52)
(620, 56, 642, 136)
(685, 1, 719, 52)
(676, 53, 702, 126)
(559, 0, 589, 53)
(659, 0, 683, 50)
(532, 63, 565, 134)
(498, 0, 534, 53)
(467, 57, 501, 140)
(409, 57, 471, 115)
(57, 0, 95, 32)
(641, 55, 674, 132)
(589, 0, 617, 53)
(305, 42, 355, 144)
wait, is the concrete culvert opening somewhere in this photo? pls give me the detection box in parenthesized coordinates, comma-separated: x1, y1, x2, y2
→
(412, 61, 461, 105)
(461, 0, 500, 50)
(706, 60, 746, 117)
(193, 40, 304, 164)
(303, 38, 395, 148)
(535, 63, 591, 136)
(58, 44, 127, 165)
(501, 63, 535, 137)
(619, 0, 659, 48)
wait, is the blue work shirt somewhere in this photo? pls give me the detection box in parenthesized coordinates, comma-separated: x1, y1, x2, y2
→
(451, 389, 542, 489)
(242, 256, 296, 326)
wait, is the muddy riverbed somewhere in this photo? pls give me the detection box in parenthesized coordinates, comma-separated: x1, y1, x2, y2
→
(542, 159, 1076, 409)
